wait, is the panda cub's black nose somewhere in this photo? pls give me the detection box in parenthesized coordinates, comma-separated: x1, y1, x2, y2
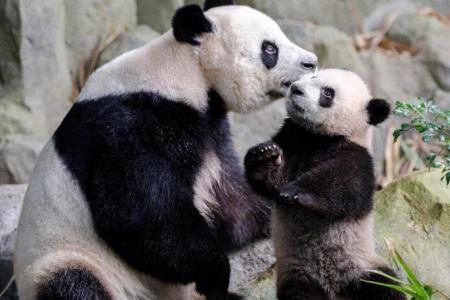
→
(291, 84, 304, 96)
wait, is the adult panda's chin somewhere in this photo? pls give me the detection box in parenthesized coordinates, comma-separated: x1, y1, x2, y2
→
(267, 82, 292, 101)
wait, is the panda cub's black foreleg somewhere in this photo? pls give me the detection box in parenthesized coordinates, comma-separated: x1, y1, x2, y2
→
(244, 141, 286, 197)
(340, 266, 406, 300)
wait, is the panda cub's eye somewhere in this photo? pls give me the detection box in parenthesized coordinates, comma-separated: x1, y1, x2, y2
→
(319, 87, 335, 108)
(322, 87, 335, 99)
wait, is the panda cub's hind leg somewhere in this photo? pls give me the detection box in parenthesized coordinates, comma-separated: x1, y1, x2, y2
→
(36, 267, 111, 300)
(340, 266, 406, 300)
(277, 271, 329, 300)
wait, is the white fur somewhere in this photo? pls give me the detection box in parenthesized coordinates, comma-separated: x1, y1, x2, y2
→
(287, 69, 373, 149)
(80, 5, 317, 113)
(193, 151, 222, 225)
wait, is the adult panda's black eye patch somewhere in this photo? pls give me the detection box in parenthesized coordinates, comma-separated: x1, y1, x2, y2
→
(261, 40, 279, 69)
(319, 87, 335, 108)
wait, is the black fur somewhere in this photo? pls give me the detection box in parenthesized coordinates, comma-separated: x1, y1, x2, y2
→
(367, 98, 391, 125)
(204, 0, 235, 11)
(261, 40, 279, 70)
(276, 271, 328, 300)
(246, 118, 375, 221)
(54, 90, 271, 299)
(340, 266, 406, 300)
(172, 4, 213, 46)
(37, 268, 110, 300)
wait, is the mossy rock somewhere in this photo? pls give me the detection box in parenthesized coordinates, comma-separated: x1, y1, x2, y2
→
(374, 170, 450, 297)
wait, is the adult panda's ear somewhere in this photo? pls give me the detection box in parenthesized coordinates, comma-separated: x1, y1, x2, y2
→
(204, 0, 235, 11)
(172, 4, 213, 46)
(367, 98, 391, 125)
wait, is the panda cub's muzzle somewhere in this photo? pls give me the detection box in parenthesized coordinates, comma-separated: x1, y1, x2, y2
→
(288, 83, 306, 112)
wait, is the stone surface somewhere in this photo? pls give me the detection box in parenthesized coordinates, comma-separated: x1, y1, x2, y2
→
(136, 0, 183, 33)
(0, 136, 44, 184)
(64, 0, 137, 74)
(230, 100, 286, 160)
(0, 184, 26, 300)
(0, 0, 21, 97)
(19, 0, 72, 133)
(99, 25, 160, 67)
(0, 90, 46, 185)
(229, 240, 275, 292)
(241, 0, 450, 34)
(240, 267, 276, 300)
(374, 170, 450, 296)
(280, 20, 367, 78)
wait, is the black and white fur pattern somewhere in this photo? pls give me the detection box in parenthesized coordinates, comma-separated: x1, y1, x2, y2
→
(245, 69, 405, 300)
(13, 1, 318, 299)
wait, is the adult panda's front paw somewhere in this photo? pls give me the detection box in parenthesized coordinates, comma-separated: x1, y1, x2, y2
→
(244, 141, 283, 168)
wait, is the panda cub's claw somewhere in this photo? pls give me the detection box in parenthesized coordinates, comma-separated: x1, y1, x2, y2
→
(245, 141, 283, 167)
(277, 184, 301, 204)
(277, 184, 322, 211)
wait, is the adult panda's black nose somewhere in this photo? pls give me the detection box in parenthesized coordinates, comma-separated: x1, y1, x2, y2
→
(290, 84, 304, 96)
(301, 61, 317, 70)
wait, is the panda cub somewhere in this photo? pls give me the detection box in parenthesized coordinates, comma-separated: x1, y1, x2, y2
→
(245, 69, 406, 300)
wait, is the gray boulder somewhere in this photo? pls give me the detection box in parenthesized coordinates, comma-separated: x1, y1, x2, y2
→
(0, 0, 21, 96)
(99, 25, 160, 67)
(0, 184, 26, 300)
(230, 100, 286, 160)
(374, 171, 450, 298)
(229, 240, 275, 292)
(19, 0, 72, 133)
(0, 136, 44, 184)
(0, 90, 46, 185)
(64, 0, 138, 75)
(241, 0, 450, 35)
(136, 0, 183, 33)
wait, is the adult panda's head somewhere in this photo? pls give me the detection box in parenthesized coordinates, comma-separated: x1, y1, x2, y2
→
(286, 69, 391, 148)
(172, 0, 318, 112)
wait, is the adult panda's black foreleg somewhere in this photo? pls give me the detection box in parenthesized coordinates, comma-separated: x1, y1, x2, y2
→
(37, 268, 111, 300)
(340, 266, 406, 300)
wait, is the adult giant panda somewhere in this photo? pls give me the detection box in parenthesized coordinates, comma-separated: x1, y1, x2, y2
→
(14, 0, 318, 299)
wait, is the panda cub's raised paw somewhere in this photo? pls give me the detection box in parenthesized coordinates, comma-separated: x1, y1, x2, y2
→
(245, 141, 283, 168)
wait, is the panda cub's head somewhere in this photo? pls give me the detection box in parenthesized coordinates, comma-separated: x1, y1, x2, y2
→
(286, 69, 391, 142)
(173, 0, 318, 112)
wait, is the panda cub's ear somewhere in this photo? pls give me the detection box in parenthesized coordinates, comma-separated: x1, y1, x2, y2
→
(172, 4, 213, 46)
(367, 98, 391, 125)
(204, 0, 235, 11)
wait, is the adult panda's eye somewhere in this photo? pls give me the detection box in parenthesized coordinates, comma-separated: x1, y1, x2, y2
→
(264, 44, 277, 55)
(261, 41, 279, 69)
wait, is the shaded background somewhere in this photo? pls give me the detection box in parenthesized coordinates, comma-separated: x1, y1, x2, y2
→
(1, 1, 450, 299)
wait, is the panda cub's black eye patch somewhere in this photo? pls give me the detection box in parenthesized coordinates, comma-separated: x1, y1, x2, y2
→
(319, 87, 335, 108)
(261, 40, 279, 69)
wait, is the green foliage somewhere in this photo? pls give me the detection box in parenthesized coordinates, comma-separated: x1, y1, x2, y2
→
(363, 250, 448, 300)
(393, 100, 450, 185)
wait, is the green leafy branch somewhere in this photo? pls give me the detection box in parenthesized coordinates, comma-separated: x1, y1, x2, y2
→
(393, 100, 450, 185)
